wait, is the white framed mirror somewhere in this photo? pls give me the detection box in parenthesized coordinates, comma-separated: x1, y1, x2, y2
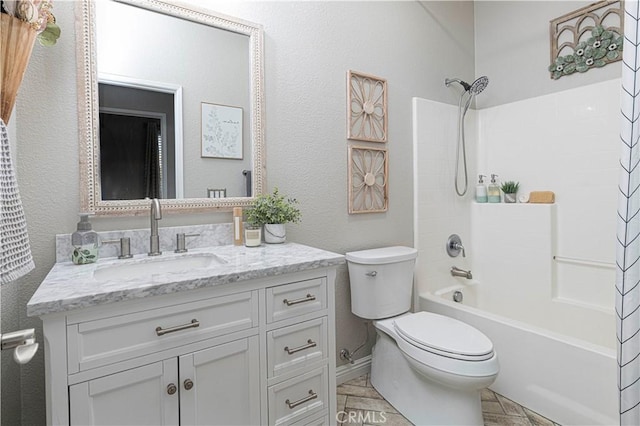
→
(76, 0, 265, 215)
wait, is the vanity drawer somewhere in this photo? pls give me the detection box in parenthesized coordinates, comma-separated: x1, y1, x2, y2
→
(268, 366, 328, 426)
(67, 291, 258, 373)
(266, 278, 326, 323)
(267, 317, 327, 378)
(291, 411, 329, 426)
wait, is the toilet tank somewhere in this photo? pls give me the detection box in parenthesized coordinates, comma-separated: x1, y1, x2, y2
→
(345, 246, 418, 319)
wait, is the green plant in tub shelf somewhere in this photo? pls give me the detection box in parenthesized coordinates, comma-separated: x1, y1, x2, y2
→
(500, 181, 519, 194)
(246, 187, 302, 226)
(500, 181, 520, 203)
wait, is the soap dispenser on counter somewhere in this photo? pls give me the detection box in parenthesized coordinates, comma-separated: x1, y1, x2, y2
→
(487, 174, 501, 203)
(475, 174, 488, 203)
(71, 213, 100, 265)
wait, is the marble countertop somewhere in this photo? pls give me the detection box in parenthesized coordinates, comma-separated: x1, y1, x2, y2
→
(27, 243, 345, 317)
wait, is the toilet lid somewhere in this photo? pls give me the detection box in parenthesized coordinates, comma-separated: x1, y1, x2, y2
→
(393, 312, 494, 361)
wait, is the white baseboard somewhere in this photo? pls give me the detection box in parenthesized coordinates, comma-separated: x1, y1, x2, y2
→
(335, 355, 372, 385)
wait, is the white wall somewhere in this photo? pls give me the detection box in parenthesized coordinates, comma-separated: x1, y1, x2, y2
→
(5, 1, 476, 424)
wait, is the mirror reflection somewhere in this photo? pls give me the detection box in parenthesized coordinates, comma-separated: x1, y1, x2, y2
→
(77, 0, 265, 215)
(96, 0, 251, 199)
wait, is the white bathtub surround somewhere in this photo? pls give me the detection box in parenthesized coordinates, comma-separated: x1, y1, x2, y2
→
(413, 79, 621, 424)
(412, 98, 476, 297)
(617, 1, 640, 424)
(28, 242, 344, 316)
(477, 79, 619, 317)
(472, 203, 615, 349)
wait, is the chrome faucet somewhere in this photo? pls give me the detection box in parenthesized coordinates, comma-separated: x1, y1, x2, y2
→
(149, 198, 162, 256)
(451, 266, 473, 279)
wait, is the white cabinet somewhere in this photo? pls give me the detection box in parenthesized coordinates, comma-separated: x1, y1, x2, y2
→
(179, 336, 260, 425)
(69, 359, 178, 425)
(41, 268, 337, 425)
(69, 336, 260, 426)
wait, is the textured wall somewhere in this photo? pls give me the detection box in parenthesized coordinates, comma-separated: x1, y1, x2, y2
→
(6, 1, 475, 424)
(475, 1, 622, 108)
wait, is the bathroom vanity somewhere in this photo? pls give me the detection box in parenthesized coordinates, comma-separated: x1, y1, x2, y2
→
(28, 242, 344, 425)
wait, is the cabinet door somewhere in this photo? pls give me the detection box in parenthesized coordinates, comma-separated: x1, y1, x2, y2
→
(69, 359, 179, 425)
(179, 335, 260, 426)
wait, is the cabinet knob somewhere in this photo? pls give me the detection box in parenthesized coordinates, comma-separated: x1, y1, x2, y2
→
(167, 383, 177, 395)
(184, 379, 194, 391)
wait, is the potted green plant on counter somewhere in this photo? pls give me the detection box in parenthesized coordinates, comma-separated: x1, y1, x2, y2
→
(246, 188, 302, 243)
(500, 181, 520, 203)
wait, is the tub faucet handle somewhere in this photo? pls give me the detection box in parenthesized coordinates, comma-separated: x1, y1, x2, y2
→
(446, 234, 466, 258)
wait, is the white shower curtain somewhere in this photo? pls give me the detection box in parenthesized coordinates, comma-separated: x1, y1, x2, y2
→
(618, 1, 640, 423)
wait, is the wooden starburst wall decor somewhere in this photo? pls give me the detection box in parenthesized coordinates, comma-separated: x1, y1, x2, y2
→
(347, 70, 387, 142)
(348, 146, 388, 214)
(549, 0, 623, 80)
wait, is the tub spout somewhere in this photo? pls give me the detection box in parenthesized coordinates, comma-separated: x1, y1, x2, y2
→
(451, 266, 472, 279)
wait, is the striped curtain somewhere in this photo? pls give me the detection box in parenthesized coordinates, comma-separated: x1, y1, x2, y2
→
(618, 1, 640, 423)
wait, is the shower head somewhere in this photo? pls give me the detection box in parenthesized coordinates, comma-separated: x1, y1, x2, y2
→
(469, 76, 489, 95)
(445, 76, 489, 95)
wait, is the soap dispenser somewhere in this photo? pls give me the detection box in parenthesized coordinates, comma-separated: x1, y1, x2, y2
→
(476, 174, 488, 203)
(71, 213, 100, 265)
(487, 174, 501, 203)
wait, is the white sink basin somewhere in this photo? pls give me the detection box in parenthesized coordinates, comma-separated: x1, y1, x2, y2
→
(93, 253, 226, 282)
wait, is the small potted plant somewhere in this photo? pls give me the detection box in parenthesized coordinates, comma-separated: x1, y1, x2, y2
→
(500, 181, 520, 203)
(246, 188, 302, 243)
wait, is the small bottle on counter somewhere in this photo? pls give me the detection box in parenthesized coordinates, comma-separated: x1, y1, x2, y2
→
(233, 207, 244, 246)
(487, 174, 501, 203)
(475, 174, 488, 203)
(71, 213, 100, 264)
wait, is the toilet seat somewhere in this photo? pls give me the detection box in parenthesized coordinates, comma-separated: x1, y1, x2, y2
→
(393, 312, 494, 361)
(374, 312, 499, 378)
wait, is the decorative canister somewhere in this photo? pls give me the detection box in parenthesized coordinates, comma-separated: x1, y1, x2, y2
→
(244, 226, 262, 247)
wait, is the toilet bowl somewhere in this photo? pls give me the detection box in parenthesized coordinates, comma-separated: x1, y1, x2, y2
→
(346, 247, 499, 425)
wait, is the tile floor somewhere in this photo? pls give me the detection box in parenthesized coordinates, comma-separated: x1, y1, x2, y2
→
(336, 374, 560, 426)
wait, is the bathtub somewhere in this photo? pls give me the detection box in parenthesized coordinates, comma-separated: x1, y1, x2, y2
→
(419, 285, 617, 425)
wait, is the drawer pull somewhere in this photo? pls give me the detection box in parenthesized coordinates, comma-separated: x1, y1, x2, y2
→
(184, 379, 194, 391)
(284, 339, 317, 355)
(285, 390, 317, 409)
(155, 319, 199, 336)
(283, 294, 316, 306)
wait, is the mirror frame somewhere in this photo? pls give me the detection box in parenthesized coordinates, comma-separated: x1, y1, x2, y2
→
(76, 0, 265, 216)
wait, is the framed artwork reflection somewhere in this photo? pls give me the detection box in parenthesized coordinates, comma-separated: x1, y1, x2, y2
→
(201, 102, 243, 159)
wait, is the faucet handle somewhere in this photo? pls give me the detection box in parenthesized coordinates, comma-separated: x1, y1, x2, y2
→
(175, 233, 200, 253)
(103, 237, 133, 259)
(446, 234, 466, 258)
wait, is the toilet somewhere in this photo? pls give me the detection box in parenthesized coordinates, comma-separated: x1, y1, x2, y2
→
(346, 246, 499, 425)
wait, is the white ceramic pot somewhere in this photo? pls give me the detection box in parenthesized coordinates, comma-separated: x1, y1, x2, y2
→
(264, 223, 286, 244)
(504, 193, 517, 203)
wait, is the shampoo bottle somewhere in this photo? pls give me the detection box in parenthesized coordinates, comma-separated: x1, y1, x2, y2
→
(487, 174, 501, 203)
(476, 174, 488, 203)
(71, 213, 100, 264)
